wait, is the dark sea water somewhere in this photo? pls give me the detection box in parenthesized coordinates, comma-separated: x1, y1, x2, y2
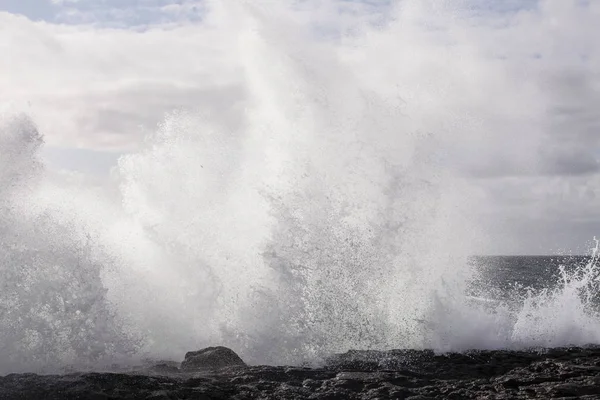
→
(474, 256, 589, 291)
(469, 255, 600, 313)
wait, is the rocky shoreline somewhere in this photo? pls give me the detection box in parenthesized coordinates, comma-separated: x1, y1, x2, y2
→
(3, 345, 600, 399)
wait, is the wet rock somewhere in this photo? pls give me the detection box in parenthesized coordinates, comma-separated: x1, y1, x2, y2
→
(546, 382, 600, 397)
(147, 362, 180, 374)
(3, 346, 600, 399)
(180, 346, 246, 371)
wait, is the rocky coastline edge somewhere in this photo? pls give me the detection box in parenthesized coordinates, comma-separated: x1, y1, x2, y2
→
(2, 345, 600, 399)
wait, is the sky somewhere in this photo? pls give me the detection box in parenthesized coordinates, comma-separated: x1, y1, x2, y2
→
(0, 0, 599, 255)
(0, 0, 205, 25)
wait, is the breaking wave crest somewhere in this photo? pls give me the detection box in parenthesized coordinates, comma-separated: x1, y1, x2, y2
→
(1, 1, 599, 373)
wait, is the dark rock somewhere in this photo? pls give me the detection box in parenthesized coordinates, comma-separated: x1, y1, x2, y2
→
(547, 382, 600, 397)
(148, 363, 180, 374)
(3, 346, 600, 399)
(180, 346, 246, 371)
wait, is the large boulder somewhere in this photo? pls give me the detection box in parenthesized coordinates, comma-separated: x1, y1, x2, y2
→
(181, 346, 246, 371)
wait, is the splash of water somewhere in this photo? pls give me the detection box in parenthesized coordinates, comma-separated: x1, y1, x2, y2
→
(509, 238, 600, 347)
(1, 1, 599, 373)
(0, 113, 140, 372)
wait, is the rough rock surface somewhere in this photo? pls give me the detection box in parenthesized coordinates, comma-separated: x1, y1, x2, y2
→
(3, 346, 600, 399)
(181, 346, 246, 371)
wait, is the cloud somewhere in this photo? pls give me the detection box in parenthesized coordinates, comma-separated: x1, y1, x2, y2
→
(50, 0, 80, 5)
(0, 9, 242, 150)
(0, 0, 599, 253)
(332, 0, 600, 253)
(49, 0, 207, 26)
(346, 0, 599, 179)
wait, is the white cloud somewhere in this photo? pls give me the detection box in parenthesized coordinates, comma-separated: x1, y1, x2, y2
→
(0, 0, 599, 253)
(48, 0, 207, 26)
(50, 0, 80, 5)
(0, 9, 241, 150)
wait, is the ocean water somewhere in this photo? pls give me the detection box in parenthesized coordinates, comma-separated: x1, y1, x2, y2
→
(1, 1, 599, 375)
(473, 256, 598, 299)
